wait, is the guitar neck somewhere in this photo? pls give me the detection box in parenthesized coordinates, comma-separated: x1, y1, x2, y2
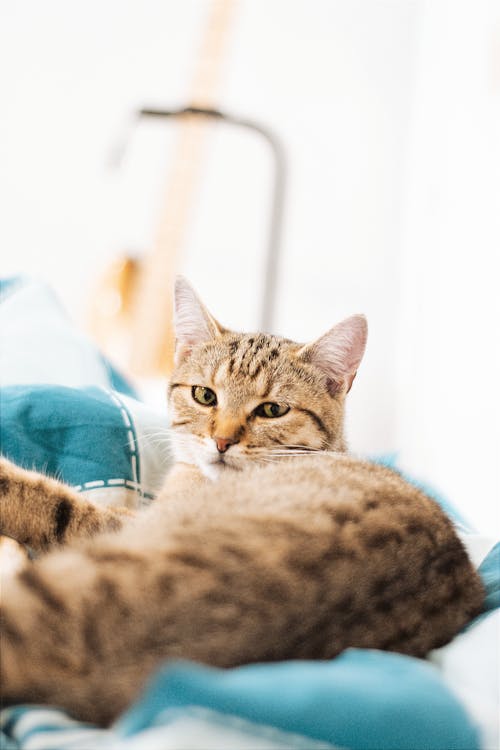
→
(129, 0, 236, 376)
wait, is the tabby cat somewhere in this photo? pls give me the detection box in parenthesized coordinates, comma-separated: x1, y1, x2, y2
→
(0, 277, 484, 726)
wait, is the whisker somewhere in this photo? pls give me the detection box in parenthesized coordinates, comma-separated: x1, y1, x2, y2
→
(134, 435, 171, 450)
(266, 450, 320, 457)
(278, 444, 320, 452)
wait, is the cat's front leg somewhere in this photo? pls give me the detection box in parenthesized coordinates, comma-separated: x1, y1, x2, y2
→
(0, 457, 134, 553)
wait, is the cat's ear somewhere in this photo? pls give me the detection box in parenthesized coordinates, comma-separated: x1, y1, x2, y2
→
(298, 315, 367, 396)
(174, 276, 224, 361)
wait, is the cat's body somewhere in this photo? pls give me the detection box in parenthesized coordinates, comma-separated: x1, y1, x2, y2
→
(0, 278, 484, 726)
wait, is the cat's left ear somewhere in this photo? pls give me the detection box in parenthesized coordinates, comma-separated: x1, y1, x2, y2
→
(174, 276, 224, 362)
(298, 315, 367, 396)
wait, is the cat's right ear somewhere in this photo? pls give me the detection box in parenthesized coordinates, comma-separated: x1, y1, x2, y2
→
(173, 276, 224, 362)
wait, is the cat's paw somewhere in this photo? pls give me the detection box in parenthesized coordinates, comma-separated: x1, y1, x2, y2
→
(100, 505, 137, 533)
(0, 458, 32, 549)
(0, 536, 29, 579)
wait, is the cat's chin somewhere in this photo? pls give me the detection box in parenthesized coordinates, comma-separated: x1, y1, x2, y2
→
(200, 457, 243, 481)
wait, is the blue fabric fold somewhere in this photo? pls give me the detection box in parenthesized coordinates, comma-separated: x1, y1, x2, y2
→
(0, 385, 140, 490)
(478, 542, 500, 612)
(116, 651, 480, 750)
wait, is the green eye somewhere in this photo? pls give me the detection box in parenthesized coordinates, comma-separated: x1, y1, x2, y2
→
(255, 402, 289, 419)
(192, 386, 217, 406)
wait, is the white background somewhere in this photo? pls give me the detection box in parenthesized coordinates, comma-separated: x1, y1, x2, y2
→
(1, 0, 499, 532)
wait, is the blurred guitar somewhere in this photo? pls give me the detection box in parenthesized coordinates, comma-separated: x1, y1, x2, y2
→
(89, 0, 237, 378)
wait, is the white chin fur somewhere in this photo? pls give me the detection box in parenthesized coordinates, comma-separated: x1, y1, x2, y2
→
(199, 462, 220, 481)
(171, 433, 239, 480)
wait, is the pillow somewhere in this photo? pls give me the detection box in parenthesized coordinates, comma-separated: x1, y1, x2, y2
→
(0, 276, 135, 394)
(0, 384, 171, 508)
(0, 276, 171, 507)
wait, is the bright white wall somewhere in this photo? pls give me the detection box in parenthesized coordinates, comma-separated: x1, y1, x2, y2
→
(1, 1, 498, 531)
(396, 1, 500, 533)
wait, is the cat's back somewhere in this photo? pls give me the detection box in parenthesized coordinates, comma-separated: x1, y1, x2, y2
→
(164, 454, 433, 513)
(140, 453, 483, 662)
(152, 454, 454, 547)
(79, 452, 483, 676)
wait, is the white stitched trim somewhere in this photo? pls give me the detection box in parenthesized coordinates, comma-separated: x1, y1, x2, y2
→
(75, 478, 150, 495)
(127, 429, 136, 454)
(99, 387, 142, 498)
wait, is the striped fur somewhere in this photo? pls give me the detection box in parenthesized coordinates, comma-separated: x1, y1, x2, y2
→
(168, 277, 367, 479)
(0, 459, 131, 553)
(168, 330, 348, 478)
(0, 456, 484, 725)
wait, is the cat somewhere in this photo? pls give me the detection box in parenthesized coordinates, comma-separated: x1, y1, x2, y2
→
(0, 277, 484, 726)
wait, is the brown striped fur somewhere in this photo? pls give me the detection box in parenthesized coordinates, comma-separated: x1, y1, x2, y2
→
(0, 278, 485, 726)
(0, 461, 131, 554)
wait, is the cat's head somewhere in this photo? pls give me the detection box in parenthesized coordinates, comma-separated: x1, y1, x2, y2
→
(168, 277, 367, 478)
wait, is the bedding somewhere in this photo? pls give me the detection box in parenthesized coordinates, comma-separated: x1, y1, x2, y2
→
(0, 277, 498, 750)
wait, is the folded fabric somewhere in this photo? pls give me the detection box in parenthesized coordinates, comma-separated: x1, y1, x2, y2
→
(0, 705, 337, 750)
(0, 275, 171, 506)
(0, 384, 171, 508)
(0, 648, 486, 750)
(118, 650, 483, 750)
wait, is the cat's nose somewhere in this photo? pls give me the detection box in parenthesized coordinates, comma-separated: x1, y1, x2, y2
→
(215, 437, 239, 454)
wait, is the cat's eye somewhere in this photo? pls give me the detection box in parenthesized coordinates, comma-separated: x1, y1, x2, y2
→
(255, 402, 289, 419)
(192, 386, 217, 406)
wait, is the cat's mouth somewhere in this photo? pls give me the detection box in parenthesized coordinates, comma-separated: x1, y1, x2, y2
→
(207, 455, 243, 472)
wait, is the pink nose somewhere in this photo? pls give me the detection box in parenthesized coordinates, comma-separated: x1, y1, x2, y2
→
(215, 437, 238, 454)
